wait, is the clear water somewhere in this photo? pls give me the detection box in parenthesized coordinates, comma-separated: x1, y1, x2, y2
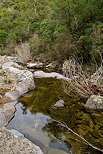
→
(7, 78, 103, 154)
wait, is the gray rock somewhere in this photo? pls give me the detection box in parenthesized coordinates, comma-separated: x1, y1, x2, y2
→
(2, 62, 35, 95)
(0, 101, 17, 127)
(2, 62, 23, 72)
(15, 70, 35, 95)
(85, 95, 103, 110)
(53, 100, 64, 109)
(8, 129, 24, 137)
(0, 127, 43, 154)
(0, 55, 22, 67)
(34, 71, 68, 80)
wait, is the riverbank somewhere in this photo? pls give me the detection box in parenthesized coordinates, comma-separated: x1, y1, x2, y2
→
(0, 55, 43, 154)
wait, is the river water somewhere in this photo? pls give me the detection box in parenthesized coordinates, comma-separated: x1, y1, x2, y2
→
(7, 78, 103, 154)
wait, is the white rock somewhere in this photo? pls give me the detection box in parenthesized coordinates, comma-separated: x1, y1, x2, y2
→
(2, 62, 23, 72)
(0, 56, 22, 67)
(34, 71, 68, 80)
(27, 62, 44, 69)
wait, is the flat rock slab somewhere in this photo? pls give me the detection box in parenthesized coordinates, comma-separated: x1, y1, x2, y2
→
(34, 71, 69, 80)
(0, 127, 43, 154)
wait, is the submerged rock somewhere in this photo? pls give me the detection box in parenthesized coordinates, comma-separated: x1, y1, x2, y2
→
(48, 148, 68, 154)
(85, 95, 103, 110)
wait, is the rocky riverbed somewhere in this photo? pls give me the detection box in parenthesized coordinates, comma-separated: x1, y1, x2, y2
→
(0, 55, 103, 154)
(0, 55, 43, 154)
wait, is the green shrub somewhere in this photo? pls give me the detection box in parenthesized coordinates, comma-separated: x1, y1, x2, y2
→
(0, 29, 8, 46)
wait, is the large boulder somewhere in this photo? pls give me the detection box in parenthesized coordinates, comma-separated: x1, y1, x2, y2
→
(15, 70, 35, 95)
(2, 62, 35, 95)
(85, 95, 103, 110)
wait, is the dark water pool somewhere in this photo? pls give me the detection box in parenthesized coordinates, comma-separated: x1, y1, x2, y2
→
(7, 78, 103, 154)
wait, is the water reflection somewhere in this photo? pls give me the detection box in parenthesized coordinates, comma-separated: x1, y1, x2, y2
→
(7, 103, 71, 154)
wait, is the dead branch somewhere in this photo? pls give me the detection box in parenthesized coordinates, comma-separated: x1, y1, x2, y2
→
(52, 119, 103, 153)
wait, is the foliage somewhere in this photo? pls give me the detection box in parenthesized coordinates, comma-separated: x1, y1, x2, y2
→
(0, 0, 103, 62)
(0, 30, 8, 46)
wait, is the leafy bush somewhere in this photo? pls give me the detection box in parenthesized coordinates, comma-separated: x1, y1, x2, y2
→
(0, 30, 8, 46)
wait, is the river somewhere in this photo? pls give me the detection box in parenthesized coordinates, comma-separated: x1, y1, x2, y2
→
(6, 77, 103, 154)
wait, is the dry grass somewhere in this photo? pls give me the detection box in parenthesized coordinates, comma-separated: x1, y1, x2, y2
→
(62, 57, 103, 98)
(15, 42, 32, 63)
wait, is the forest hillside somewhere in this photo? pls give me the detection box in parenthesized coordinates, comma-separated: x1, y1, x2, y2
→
(0, 0, 103, 63)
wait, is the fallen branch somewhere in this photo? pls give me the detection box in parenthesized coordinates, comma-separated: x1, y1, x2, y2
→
(52, 119, 103, 153)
